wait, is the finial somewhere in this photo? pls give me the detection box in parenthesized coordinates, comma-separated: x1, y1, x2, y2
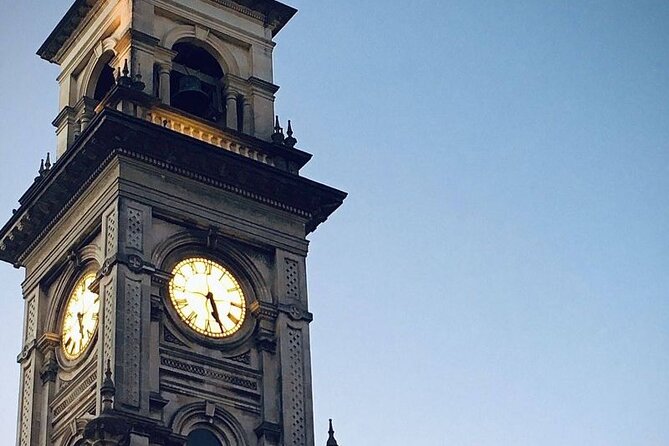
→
(100, 359, 116, 413)
(38, 159, 45, 176)
(44, 153, 52, 171)
(131, 63, 146, 91)
(284, 120, 297, 148)
(117, 60, 133, 87)
(116, 66, 122, 80)
(326, 419, 339, 446)
(271, 115, 285, 144)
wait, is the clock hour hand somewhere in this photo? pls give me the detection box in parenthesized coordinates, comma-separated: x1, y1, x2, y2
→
(206, 292, 225, 332)
(77, 312, 85, 350)
(77, 312, 84, 336)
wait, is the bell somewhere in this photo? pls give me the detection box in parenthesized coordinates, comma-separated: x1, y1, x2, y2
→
(172, 75, 209, 116)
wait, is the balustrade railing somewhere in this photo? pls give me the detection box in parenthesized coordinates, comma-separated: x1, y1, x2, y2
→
(145, 107, 275, 167)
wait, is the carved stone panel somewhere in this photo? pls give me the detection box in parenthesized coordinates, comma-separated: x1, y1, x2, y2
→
(25, 295, 37, 343)
(126, 208, 144, 251)
(123, 279, 142, 407)
(105, 210, 118, 257)
(102, 282, 116, 371)
(18, 362, 35, 446)
(285, 258, 299, 299)
(287, 328, 306, 446)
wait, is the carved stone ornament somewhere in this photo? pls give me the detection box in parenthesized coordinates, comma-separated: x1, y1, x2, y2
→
(37, 332, 61, 383)
(67, 249, 83, 271)
(100, 257, 115, 277)
(126, 254, 144, 273)
(40, 352, 59, 384)
(255, 421, 282, 443)
(82, 412, 131, 446)
(281, 304, 313, 323)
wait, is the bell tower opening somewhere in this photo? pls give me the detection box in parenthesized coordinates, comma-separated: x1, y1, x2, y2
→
(93, 64, 115, 100)
(186, 429, 222, 446)
(170, 42, 225, 122)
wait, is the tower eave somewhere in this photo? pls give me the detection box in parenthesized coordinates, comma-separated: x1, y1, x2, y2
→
(0, 108, 346, 266)
(37, 0, 298, 63)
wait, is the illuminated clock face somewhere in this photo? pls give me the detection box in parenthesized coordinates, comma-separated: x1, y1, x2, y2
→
(61, 273, 100, 360)
(169, 258, 246, 338)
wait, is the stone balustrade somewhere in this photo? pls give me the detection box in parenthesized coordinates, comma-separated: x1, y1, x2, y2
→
(145, 107, 275, 167)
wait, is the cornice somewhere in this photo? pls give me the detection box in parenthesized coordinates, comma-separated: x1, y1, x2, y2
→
(38, 0, 297, 62)
(0, 108, 346, 267)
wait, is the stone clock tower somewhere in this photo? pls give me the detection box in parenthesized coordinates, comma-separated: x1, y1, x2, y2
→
(0, 1, 346, 446)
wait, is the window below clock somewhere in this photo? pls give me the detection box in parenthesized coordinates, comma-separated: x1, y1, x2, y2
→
(186, 428, 222, 446)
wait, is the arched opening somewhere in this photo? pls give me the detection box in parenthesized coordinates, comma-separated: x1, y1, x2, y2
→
(186, 429, 222, 446)
(93, 64, 115, 100)
(170, 42, 225, 122)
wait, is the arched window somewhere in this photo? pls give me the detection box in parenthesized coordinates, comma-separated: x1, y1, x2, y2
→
(93, 63, 115, 100)
(186, 428, 222, 446)
(170, 42, 225, 122)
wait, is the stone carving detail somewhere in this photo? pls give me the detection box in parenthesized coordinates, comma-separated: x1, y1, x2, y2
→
(163, 328, 187, 347)
(52, 373, 97, 416)
(229, 351, 251, 365)
(103, 283, 115, 369)
(19, 363, 34, 446)
(127, 208, 143, 250)
(287, 328, 306, 446)
(125, 280, 142, 406)
(285, 259, 299, 299)
(25, 297, 37, 342)
(105, 211, 117, 256)
(160, 357, 257, 390)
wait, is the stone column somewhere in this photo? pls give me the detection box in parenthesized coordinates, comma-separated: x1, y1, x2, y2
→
(158, 63, 171, 105)
(243, 98, 254, 135)
(226, 92, 238, 131)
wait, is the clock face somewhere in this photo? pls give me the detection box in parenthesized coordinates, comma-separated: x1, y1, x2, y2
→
(169, 258, 246, 338)
(61, 273, 100, 360)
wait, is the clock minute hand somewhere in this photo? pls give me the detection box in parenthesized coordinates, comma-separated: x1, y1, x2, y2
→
(77, 312, 84, 336)
(77, 312, 85, 350)
(206, 292, 225, 332)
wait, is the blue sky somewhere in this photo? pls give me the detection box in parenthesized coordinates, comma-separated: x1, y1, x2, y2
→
(0, 1, 668, 445)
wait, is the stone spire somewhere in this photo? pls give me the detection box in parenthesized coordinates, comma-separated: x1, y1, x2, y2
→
(82, 362, 130, 446)
(326, 419, 339, 446)
(100, 359, 115, 413)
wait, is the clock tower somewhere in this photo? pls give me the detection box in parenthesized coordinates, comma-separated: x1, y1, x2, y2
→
(0, 1, 346, 446)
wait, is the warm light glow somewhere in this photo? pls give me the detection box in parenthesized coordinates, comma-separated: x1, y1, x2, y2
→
(61, 273, 100, 360)
(169, 258, 246, 338)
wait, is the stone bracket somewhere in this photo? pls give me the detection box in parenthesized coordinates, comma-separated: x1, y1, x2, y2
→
(255, 421, 282, 443)
(278, 303, 313, 323)
(98, 254, 156, 279)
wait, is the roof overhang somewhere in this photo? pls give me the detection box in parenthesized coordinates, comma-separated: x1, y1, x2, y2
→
(37, 0, 298, 63)
(0, 108, 346, 266)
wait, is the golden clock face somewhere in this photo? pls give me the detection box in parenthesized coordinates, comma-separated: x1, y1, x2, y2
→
(169, 258, 246, 338)
(61, 273, 100, 360)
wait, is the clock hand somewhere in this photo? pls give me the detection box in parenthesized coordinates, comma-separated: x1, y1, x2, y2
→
(206, 292, 225, 332)
(77, 312, 85, 339)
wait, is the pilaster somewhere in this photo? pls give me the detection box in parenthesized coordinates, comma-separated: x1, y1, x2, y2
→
(249, 77, 280, 140)
(16, 286, 45, 446)
(275, 250, 315, 446)
(99, 198, 154, 417)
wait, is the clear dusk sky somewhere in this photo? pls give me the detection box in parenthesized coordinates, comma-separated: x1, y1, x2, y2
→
(0, 1, 668, 445)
